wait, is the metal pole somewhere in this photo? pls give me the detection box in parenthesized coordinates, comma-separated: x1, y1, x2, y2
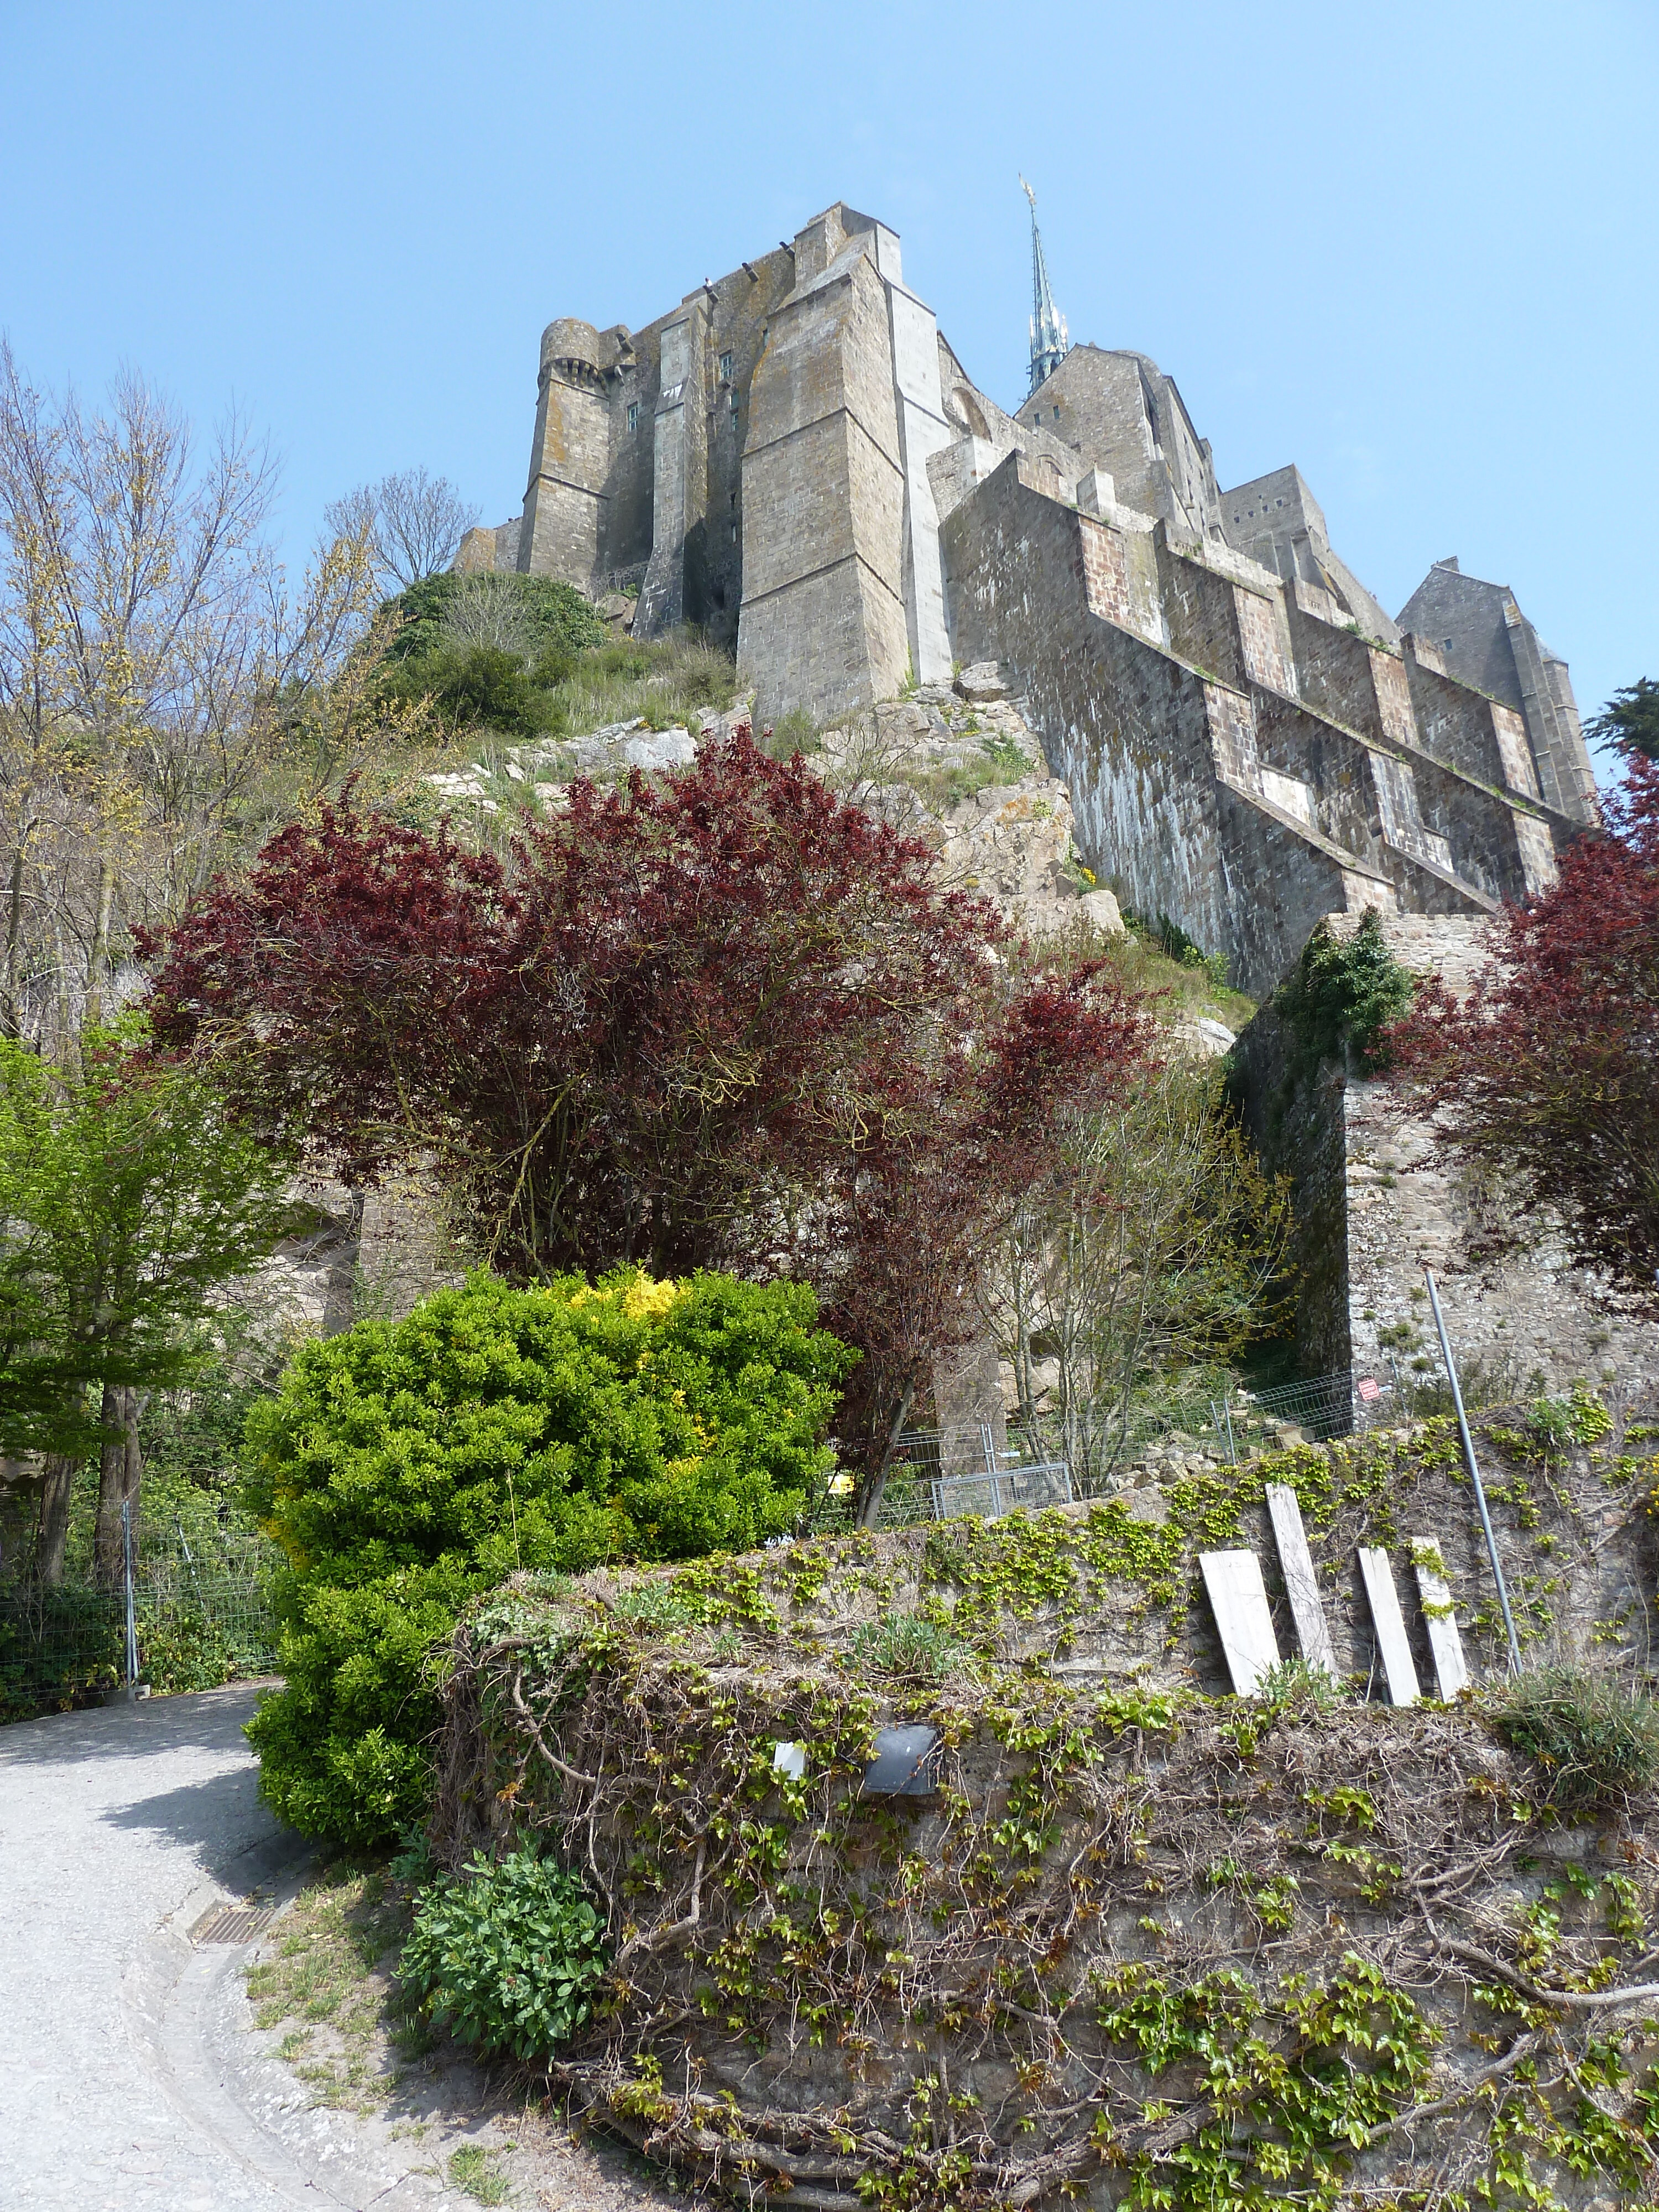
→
(1425, 1266, 1522, 1676)
(121, 1496, 139, 1689)
(1213, 1396, 1238, 1468)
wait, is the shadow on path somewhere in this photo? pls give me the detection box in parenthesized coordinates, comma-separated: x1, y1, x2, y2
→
(0, 1677, 280, 1767)
(104, 1765, 283, 1869)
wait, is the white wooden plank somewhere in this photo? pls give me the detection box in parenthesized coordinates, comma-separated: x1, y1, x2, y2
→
(1199, 1549, 1281, 1697)
(1358, 1547, 1421, 1707)
(1410, 1538, 1469, 1700)
(1266, 1484, 1338, 1681)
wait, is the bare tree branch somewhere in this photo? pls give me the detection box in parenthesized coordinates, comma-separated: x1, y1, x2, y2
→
(325, 467, 479, 593)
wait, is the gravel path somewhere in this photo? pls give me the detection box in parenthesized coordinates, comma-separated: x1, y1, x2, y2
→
(0, 1685, 668, 2211)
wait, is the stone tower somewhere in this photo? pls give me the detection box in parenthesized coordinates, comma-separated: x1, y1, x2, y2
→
(737, 204, 954, 722)
(516, 317, 622, 592)
(1398, 558, 1598, 824)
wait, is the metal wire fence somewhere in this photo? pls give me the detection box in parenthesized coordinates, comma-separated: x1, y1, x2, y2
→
(811, 1363, 1413, 1534)
(811, 1421, 1071, 1535)
(1209, 1364, 1411, 1458)
(0, 1518, 283, 1721)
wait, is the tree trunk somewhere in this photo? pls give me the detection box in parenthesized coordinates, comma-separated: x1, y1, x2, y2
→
(0, 1458, 35, 1579)
(34, 1454, 77, 1585)
(92, 1386, 143, 1589)
(856, 1379, 915, 1531)
(84, 854, 113, 1031)
(2, 835, 24, 1039)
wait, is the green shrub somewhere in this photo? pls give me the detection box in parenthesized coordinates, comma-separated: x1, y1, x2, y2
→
(398, 1846, 609, 2062)
(502, 573, 609, 656)
(1494, 1666, 1659, 1812)
(1275, 909, 1416, 1077)
(378, 572, 607, 665)
(377, 643, 555, 739)
(244, 1267, 852, 1845)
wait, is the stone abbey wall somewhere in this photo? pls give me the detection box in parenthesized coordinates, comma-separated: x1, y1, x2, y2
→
(937, 452, 1576, 994)
(1232, 910, 1659, 1405)
(466, 197, 1599, 998)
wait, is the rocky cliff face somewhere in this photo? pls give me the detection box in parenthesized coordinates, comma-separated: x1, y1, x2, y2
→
(810, 670, 1123, 943)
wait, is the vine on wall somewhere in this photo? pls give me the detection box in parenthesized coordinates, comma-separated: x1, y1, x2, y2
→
(424, 1402, 1659, 2209)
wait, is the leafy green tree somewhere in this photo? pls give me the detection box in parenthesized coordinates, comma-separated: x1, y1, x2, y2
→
(0, 1029, 291, 1582)
(243, 1266, 852, 1846)
(990, 1061, 1293, 1484)
(1587, 677, 1659, 763)
(1389, 755, 1659, 1314)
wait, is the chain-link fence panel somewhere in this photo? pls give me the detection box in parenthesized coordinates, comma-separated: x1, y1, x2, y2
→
(0, 1518, 282, 1720)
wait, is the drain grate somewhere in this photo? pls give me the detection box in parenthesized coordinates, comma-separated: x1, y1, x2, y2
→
(190, 1901, 279, 1944)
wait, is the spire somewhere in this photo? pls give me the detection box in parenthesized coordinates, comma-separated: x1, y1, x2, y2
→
(1020, 175, 1069, 398)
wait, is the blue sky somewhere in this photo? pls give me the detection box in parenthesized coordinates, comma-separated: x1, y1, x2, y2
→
(4, 0, 1653, 778)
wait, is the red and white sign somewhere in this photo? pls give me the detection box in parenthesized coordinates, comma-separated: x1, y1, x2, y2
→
(1357, 1376, 1382, 1402)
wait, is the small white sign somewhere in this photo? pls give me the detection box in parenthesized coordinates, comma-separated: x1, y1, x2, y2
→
(1411, 1538, 1469, 1700)
(1266, 1485, 1338, 1681)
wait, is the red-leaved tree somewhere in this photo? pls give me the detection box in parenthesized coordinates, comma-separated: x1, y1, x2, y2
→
(144, 734, 1152, 1484)
(1388, 753, 1659, 1316)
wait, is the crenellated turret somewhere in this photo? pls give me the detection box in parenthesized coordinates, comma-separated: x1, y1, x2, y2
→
(517, 318, 617, 589)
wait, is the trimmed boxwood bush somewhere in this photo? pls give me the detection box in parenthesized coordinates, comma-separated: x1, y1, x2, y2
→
(243, 1267, 852, 1846)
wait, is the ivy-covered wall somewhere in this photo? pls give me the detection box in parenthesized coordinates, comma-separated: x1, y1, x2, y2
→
(432, 1400, 1659, 2208)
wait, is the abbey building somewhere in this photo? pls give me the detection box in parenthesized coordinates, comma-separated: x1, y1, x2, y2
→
(460, 200, 1597, 997)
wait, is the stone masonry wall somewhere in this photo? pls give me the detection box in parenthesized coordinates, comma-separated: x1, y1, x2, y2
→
(940, 453, 1405, 995)
(941, 453, 1236, 956)
(1013, 345, 1222, 539)
(1398, 562, 1598, 825)
(1403, 635, 1543, 799)
(1235, 910, 1659, 1405)
(739, 232, 910, 723)
(635, 306, 707, 637)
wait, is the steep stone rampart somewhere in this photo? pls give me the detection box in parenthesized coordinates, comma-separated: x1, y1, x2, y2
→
(940, 453, 1404, 995)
